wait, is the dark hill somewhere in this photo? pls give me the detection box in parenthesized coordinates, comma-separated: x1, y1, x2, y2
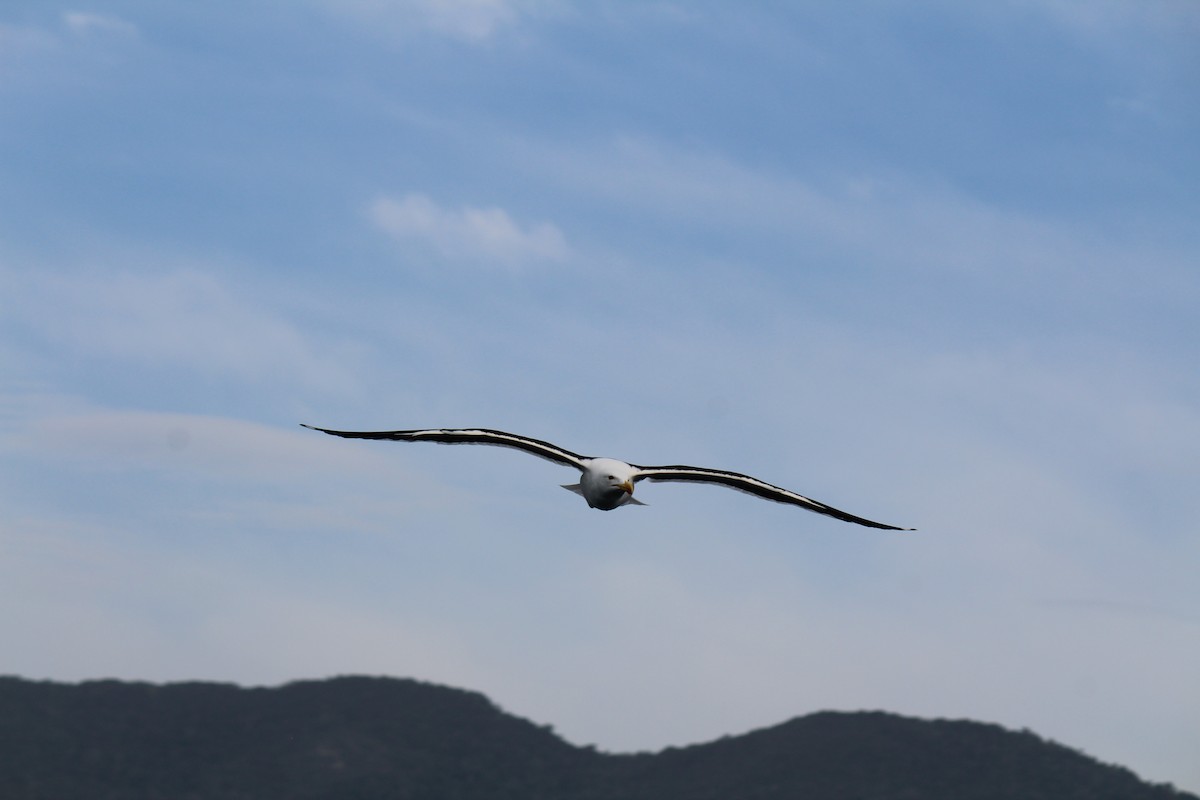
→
(0, 675, 1190, 800)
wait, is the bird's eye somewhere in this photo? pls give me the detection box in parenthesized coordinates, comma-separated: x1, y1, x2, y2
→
(606, 475, 616, 480)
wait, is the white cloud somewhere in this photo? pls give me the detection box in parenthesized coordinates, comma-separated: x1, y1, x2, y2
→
(1023, 0, 1200, 40)
(321, 0, 538, 43)
(0, 13, 138, 89)
(62, 11, 139, 38)
(370, 192, 570, 267)
(410, 0, 521, 41)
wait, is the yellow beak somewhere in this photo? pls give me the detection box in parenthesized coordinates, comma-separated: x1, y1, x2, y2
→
(619, 480, 635, 495)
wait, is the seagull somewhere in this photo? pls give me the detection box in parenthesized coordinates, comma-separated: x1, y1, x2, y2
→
(301, 425, 913, 530)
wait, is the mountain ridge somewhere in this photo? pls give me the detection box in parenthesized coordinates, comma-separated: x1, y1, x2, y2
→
(0, 674, 1190, 800)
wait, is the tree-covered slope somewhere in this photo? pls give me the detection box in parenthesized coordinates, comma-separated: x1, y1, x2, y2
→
(0, 676, 1190, 800)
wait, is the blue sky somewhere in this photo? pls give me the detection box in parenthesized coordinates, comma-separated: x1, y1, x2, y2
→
(2, 0, 1198, 791)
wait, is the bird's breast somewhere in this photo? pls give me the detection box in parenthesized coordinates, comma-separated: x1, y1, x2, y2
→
(586, 489, 628, 511)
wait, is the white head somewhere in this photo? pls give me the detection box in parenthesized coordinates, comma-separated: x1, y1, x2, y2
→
(579, 458, 638, 510)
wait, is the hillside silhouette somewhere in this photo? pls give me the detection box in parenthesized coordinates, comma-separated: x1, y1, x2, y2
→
(0, 675, 1191, 800)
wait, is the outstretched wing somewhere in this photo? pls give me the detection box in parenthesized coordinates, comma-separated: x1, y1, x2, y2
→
(300, 425, 588, 470)
(632, 464, 913, 530)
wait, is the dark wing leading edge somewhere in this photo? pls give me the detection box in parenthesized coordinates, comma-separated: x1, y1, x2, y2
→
(631, 464, 914, 530)
(299, 425, 588, 470)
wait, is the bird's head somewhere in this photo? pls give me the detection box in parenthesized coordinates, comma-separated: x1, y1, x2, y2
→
(583, 458, 638, 508)
(592, 459, 635, 491)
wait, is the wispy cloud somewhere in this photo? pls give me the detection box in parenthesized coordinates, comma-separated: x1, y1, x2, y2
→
(370, 192, 570, 268)
(0, 21, 58, 58)
(531, 135, 1197, 312)
(0, 402, 471, 537)
(61, 11, 139, 39)
(3, 260, 368, 396)
(320, 0, 537, 43)
(14, 409, 353, 482)
(1025, 0, 1200, 41)
(0, 12, 138, 91)
(408, 0, 521, 41)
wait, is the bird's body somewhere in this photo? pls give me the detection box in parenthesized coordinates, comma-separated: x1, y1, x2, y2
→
(300, 425, 913, 530)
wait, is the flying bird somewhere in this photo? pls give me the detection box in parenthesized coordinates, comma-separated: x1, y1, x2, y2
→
(300, 425, 913, 530)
